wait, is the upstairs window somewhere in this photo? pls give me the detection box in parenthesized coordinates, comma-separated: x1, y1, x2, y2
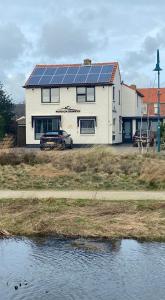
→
(77, 87, 95, 103)
(51, 88, 60, 103)
(42, 89, 50, 103)
(41, 88, 60, 103)
(154, 103, 158, 114)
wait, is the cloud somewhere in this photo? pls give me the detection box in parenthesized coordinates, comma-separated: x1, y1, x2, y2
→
(37, 17, 106, 60)
(0, 0, 165, 101)
(122, 28, 165, 71)
(0, 23, 28, 68)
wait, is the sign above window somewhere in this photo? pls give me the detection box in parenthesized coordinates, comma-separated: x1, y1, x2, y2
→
(56, 106, 80, 113)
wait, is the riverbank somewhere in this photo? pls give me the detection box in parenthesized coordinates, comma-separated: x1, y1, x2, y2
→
(0, 198, 164, 241)
(0, 147, 165, 190)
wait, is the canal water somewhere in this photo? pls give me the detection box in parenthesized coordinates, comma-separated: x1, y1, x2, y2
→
(0, 238, 165, 300)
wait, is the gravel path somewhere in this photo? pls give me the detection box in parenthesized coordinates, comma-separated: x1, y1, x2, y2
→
(0, 190, 164, 200)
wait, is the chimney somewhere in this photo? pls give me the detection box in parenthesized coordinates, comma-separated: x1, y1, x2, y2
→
(130, 84, 136, 90)
(83, 58, 92, 65)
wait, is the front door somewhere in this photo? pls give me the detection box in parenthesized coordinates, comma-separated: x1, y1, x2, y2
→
(123, 120, 132, 143)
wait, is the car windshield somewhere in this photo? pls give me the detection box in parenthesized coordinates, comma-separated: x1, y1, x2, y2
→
(44, 131, 63, 136)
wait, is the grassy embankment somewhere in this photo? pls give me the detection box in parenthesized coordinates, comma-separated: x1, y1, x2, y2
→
(0, 198, 165, 241)
(0, 146, 165, 190)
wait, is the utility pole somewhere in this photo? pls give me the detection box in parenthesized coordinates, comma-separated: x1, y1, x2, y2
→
(153, 49, 162, 152)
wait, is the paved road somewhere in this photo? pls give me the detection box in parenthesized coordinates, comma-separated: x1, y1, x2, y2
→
(0, 190, 164, 200)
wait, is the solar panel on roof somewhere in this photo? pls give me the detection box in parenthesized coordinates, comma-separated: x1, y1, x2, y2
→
(86, 74, 99, 83)
(77, 66, 91, 75)
(66, 67, 79, 75)
(27, 76, 41, 85)
(97, 73, 110, 83)
(44, 68, 57, 76)
(25, 64, 115, 86)
(102, 65, 113, 73)
(39, 76, 52, 85)
(56, 67, 68, 75)
(74, 74, 87, 83)
(89, 66, 102, 74)
(32, 68, 45, 76)
(51, 75, 65, 84)
(62, 75, 76, 84)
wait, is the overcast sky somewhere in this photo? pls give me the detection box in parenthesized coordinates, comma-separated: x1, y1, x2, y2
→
(0, 0, 165, 102)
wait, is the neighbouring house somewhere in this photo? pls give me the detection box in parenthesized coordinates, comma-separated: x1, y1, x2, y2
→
(138, 88, 165, 132)
(24, 59, 144, 147)
(16, 116, 26, 147)
(13, 103, 26, 147)
(13, 103, 25, 119)
(122, 84, 144, 143)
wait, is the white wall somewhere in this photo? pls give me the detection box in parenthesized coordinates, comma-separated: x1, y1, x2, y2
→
(122, 84, 142, 117)
(111, 67, 122, 144)
(26, 85, 115, 145)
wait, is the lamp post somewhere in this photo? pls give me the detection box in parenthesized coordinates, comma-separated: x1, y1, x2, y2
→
(153, 49, 162, 152)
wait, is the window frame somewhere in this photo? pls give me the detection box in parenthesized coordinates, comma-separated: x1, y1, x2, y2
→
(41, 88, 60, 103)
(76, 87, 95, 103)
(34, 117, 61, 140)
(77, 117, 96, 135)
(154, 103, 158, 114)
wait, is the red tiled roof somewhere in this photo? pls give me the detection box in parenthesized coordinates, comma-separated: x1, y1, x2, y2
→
(138, 88, 165, 116)
(138, 88, 165, 103)
(24, 62, 119, 87)
(35, 62, 118, 68)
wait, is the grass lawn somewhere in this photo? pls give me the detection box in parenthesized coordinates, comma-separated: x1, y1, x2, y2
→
(0, 147, 165, 190)
(0, 198, 165, 241)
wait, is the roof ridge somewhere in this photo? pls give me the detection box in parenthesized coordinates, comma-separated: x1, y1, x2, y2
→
(35, 62, 118, 68)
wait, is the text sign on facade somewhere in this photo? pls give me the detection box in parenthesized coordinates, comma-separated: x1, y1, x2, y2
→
(56, 106, 80, 113)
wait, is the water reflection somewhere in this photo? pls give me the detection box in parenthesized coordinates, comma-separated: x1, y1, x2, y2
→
(0, 238, 164, 300)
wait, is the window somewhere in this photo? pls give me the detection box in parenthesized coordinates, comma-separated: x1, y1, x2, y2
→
(137, 95, 139, 107)
(35, 118, 60, 139)
(42, 89, 50, 103)
(41, 88, 60, 103)
(51, 88, 60, 103)
(119, 90, 121, 105)
(142, 103, 147, 115)
(154, 103, 158, 114)
(113, 86, 115, 101)
(80, 119, 95, 134)
(77, 87, 95, 102)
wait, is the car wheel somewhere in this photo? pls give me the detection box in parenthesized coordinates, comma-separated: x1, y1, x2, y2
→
(69, 141, 73, 149)
(61, 141, 66, 150)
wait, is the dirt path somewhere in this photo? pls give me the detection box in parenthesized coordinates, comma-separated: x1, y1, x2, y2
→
(0, 190, 165, 200)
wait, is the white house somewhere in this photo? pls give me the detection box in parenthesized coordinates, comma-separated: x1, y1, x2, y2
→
(25, 59, 124, 147)
(122, 83, 144, 143)
(24, 59, 144, 146)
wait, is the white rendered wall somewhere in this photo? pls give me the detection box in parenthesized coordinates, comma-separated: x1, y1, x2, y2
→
(25, 85, 114, 145)
(111, 67, 122, 144)
(122, 84, 142, 117)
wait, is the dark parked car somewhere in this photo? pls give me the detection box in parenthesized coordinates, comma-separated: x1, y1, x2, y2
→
(132, 130, 155, 147)
(40, 130, 73, 150)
